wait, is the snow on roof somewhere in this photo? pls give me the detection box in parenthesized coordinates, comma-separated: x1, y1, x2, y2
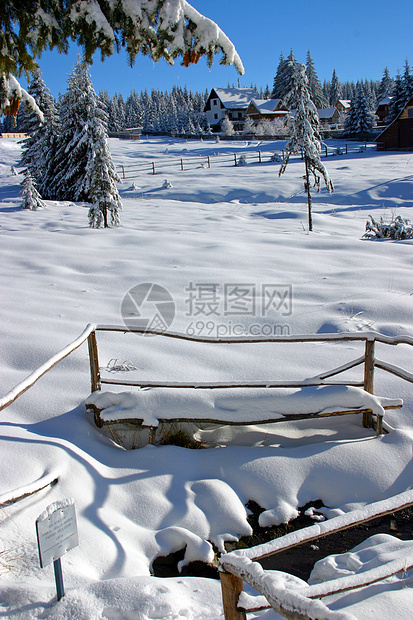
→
(212, 87, 257, 109)
(249, 98, 283, 113)
(377, 96, 392, 106)
(317, 107, 337, 119)
(337, 99, 351, 109)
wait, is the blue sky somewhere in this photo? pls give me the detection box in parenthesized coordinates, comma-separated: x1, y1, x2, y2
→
(22, 0, 413, 98)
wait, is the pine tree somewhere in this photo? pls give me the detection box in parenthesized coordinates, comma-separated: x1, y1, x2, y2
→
(401, 58, 413, 104)
(221, 116, 235, 136)
(20, 169, 47, 210)
(377, 67, 394, 102)
(279, 62, 333, 232)
(344, 84, 374, 138)
(329, 69, 342, 106)
(19, 70, 60, 197)
(272, 50, 297, 101)
(387, 73, 405, 123)
(52, 58, 122, 230)
(305, 51, 327, 108)
(87, 127, 123, 228)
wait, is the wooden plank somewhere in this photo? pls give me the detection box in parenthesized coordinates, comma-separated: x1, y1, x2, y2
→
(100, 377, 363, 389)
(363, 339, 375, 428)
(88, 331, 101, 393)
(220, 572, 246, 620)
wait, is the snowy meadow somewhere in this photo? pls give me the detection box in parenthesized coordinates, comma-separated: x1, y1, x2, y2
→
(0, 135, 413, 619)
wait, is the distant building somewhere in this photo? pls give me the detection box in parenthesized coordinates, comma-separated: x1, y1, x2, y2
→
(204, 87, 258, 132)
(317, 107, 341, 127)
(376, 96, 392, 126)
(245, 98, 289, 125)
(376, 96, 413, 150)
(335, 99, 351, 114)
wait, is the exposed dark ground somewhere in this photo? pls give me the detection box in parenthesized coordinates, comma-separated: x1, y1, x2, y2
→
(152, 501, 413, 582)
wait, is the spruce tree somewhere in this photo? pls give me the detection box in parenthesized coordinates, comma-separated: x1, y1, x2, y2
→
(329, 69, 342, 106)
(53, 59, 122, 230)
(272, 50, 297, 101)
(377, 67, 394, 102)
(21, 169, 47, 210)
(305, 50, 327, 108)
(344, 84, 374, 138)
(387, 73, 405, 123)
(279, 62, 333, 232)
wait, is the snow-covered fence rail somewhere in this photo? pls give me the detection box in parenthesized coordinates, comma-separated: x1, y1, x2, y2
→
(1, 326, 411, 435)
(116, 150, 282, 179)
(0, 324, 96, 413)
(219, 488, 413, 620)
(89, 327, 412, 435)
(116, 143, 374, 180)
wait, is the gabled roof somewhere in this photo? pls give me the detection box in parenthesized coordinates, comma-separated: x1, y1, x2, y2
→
(317, 107, 337, 119)
(377, 96, 392, 107)
(337, 99, 351, 109)
(212, 87, 258, 109)
(248, 98, 283, 113)
(375, 95, 413, 143)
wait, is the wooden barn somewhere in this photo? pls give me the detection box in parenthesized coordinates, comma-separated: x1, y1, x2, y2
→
(376, 96, 413, 150)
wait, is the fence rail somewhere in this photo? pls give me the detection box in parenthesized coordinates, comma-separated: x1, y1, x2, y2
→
(116, 143, 371, 180)
(219, 488, 413, 619)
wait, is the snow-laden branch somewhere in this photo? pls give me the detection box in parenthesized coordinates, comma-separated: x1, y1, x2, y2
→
(1, 1, 243, 121)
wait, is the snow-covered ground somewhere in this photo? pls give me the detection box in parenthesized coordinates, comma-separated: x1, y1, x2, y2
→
(0, 135, 412, 618)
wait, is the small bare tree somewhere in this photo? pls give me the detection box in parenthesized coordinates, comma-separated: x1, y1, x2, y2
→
(279, 62, 333, 231)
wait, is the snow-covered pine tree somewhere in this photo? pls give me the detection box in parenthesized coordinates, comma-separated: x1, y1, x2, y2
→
(272, 50, 297, 101)
(279, 62, 333, 232)
(221, 116, 235, 136)
(386, 73, 405, 124)
(305, 50, 328, 108)
(329, 69, 342, 106)
(20, 169, 47, 210)
(19, 71, 60, 198)
(87, 125, 123, 228)
(343, 84, 374, 138)
(272, 52, 285, 98)
(377, 67, 394, 102)
(52, 58, 122, 229)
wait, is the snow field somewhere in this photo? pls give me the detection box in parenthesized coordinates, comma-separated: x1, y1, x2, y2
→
(0, 136, 412, 618)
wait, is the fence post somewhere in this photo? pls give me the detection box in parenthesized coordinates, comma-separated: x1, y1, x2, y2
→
(181, 158, 184, 171)
(152, 162, 156, 175)
(207, 155, 210, 168)
(234, 153, 237, 166)
(325, 144, 328, 157)
(258, 151, 261, 164)
(121, 165, 125, 180)
(363, 338, 375, 428)
(220, 572, 246, 620)
(345, 143, 348, 155)
(88, 331, 101, 393)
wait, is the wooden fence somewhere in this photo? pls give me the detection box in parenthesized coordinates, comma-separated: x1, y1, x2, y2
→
(116, 143, 371, 180)
(219, 488, 413, 619)
(1, 326, 412, 431)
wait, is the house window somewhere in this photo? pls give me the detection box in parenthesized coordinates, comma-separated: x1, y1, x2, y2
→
(408, 108, 413, 118)
(214, 113, 218, 120)
(213, 100, 217, 106)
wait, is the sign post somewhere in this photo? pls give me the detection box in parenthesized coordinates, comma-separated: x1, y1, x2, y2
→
(36, 499, 79, 602)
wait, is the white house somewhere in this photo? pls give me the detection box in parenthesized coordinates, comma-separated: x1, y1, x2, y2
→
(204, 87, 258, 131)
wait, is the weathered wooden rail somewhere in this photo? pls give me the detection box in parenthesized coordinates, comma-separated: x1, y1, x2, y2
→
(116, 142, 368, 180)
(1, 326, 412, 438)
(219, 488, 413, 620)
